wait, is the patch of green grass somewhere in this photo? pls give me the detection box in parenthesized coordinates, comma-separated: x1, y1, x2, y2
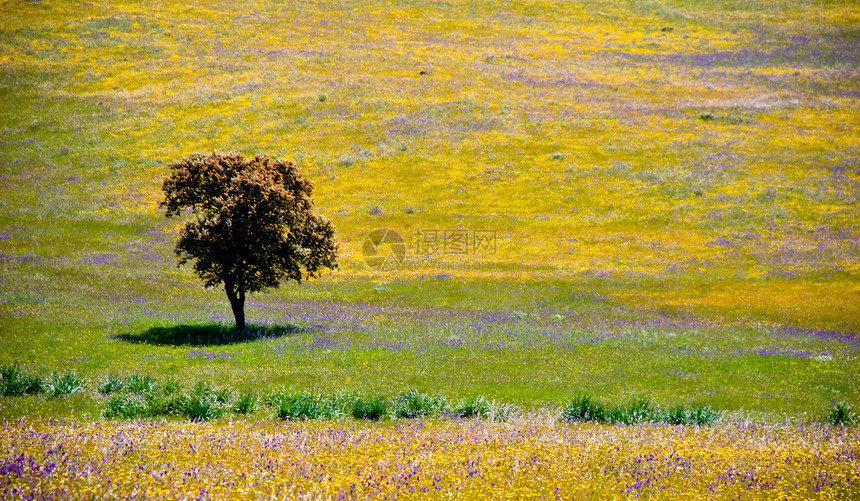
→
(233, 391, 258, 415)
(610, 398, 662, 425)
(825, 401, 856, 427)
(43, 372, 84, 398)
(99, 377, 232, 421)
(393, 389, 448, 419)
(350, 395, 389, 420)
(181, 393, 224, 422)
(688, 405, 721, 426)
(665, 405, 690, 425)
(125, 374, 157, 394)
(267, 389, 344, 421)
(102, 394, 149, 420)
(97, 374, 125, 395)
(162, 378, 182, 395)
(0, 364, 43, 396)
(561, 396, 721, 426)
(561, 395, 606, 423)
(214, 386, 233, 404)
(454, 395, 491, 419)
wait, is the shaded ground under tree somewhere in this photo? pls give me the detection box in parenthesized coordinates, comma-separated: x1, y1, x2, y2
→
(113, 323, 305, 346)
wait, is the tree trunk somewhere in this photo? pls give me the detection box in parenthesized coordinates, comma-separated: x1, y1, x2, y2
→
(225, 282, 246, 331)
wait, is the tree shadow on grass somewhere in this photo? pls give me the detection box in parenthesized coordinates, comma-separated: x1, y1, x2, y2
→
(112, 323, 307, 347)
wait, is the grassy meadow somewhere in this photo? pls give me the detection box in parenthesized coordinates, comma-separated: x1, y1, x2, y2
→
(1, 0, 859, 498)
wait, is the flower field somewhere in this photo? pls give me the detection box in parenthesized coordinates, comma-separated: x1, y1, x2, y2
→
(1, 0, 859, 498)
(2, 418, 858, 499)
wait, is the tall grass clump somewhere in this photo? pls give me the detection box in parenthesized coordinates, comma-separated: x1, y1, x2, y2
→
(609, 398, 661, 425)
(660, 403, 720, 426)
(102, 394, 149, 420)
(561, 395, 720, 426)
(350, 395, 389, 420)
(180, 381, 227, 422)
(0, 364, 42, 396)
(161, 378, 182, 396)
(454, 395, 491, 419)
(233, 390, 258, 415)
(825, 401, 856, 426)
(125, 374, 157, 394)
(144, 380, 186, 418)
(561, 395, 606, 423)
(101, 376, 187, 420)
(688, 405, 721, 426)
(267, 389, 343, 420)
(268, 391, 319, 420)
(393, 389, 447, 419)
(98, 376, 253, 421)
(182, 393, 224, 422)
(214, 386, 234, 404)
(97, 375, 125, 395)
(43, 372, 84, 398)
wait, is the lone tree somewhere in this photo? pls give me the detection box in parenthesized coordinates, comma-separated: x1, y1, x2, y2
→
(160, 152, 337, 331)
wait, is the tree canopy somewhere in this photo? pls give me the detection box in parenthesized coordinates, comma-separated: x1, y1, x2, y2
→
(160, 152, 338, 330)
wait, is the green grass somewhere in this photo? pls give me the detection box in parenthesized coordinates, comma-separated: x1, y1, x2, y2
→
(0, 364, 43, 396)
(267, 389, 347, 421)
(233, 390, 258, 415)
(182, 393, 225, 422)
(43, 372, 84, 398)
(2, 369, 853, 426)
(0, 283, 856, 420)
(102, 394, 149, 420)
(97, 374, 126, 395)
(350, 395, 389, 421)
(454, 395, 491, 419)
(0, 0, 858, 424)
(393, 389, 448, 419)
(562, 395, 721, 426)
(561, 395, 606, 423)
(825, 401, 857, 427)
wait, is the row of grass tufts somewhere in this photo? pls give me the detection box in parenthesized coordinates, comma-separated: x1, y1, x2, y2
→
(265, 389, 515, 422)
(561, 394, 721, 426)
(96, 377, 520, 422)
(4, 366, 856, 426)
(1, 364, 84, 399)
(101, 378, 244, 422)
